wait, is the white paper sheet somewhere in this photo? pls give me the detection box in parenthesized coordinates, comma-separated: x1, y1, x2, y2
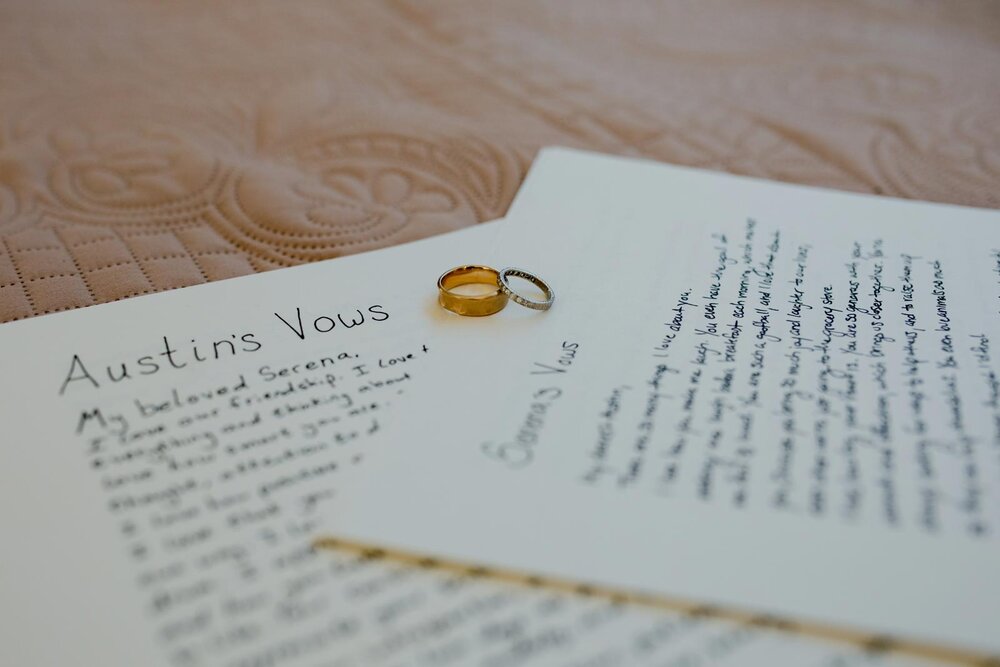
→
(0, 221, 499, 666)
(326, 148, 1000, 659)
(1, 214, 930, 667)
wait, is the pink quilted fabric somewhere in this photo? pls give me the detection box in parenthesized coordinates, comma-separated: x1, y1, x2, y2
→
(0, 0, 997, 322)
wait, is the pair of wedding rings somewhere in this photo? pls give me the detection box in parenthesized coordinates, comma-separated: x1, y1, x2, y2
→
(437, 265, 554, 317)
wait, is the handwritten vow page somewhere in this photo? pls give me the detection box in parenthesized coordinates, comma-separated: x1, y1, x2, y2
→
(326, 149, 1000, 658)
(1, 217, 924, 667)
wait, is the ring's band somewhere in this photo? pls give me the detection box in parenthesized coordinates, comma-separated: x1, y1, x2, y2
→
(497, 267, 555, 311)
(437, 265, 509, 317)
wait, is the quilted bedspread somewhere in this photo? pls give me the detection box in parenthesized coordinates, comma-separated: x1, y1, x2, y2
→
(0, 0, 997, 323)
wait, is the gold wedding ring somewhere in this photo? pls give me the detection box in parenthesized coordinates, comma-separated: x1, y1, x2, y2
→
(497, 267, 555, 311)
(438, 265, 509, 317)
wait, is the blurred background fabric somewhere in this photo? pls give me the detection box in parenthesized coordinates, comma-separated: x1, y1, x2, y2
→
(0, 0, 997, 323)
